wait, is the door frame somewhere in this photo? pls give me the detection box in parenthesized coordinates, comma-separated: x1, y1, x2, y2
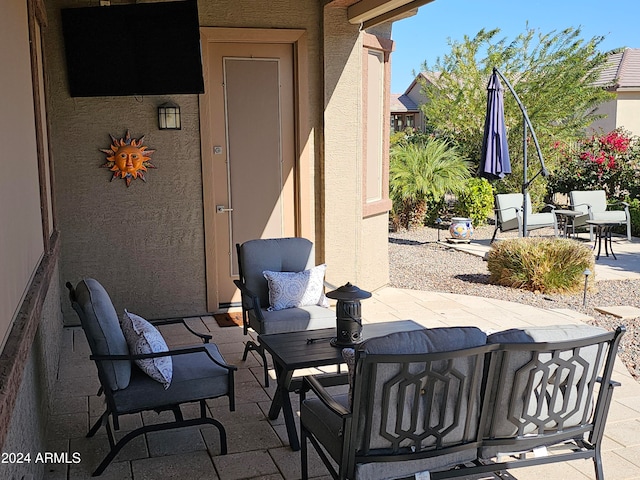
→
(199, 27, 312, 311)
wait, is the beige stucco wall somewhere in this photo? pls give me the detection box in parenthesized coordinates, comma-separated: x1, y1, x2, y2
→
(322, 6, 391, 292)
(589, 99, 618, 135)
(46, 0, 324, 322)
(616, 91, 640, 136)
(590, 92, 640, 137)
(322, 7, 363, 289)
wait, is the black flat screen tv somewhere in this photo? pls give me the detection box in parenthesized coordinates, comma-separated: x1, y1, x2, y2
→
(61, 0, 204, 97)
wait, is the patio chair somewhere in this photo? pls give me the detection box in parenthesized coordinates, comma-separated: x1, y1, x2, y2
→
(66, 278, 236, 476)
(235, 237, 335, 387)
(569, 190, 631, 241)
(491, 192, 557, 242)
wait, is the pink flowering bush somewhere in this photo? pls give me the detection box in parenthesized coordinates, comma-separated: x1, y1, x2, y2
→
(549, 129, 640, 199)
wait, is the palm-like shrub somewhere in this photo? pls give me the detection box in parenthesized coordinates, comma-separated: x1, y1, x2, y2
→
(487, 238, 594, 293)
(390, 137, 471, 230)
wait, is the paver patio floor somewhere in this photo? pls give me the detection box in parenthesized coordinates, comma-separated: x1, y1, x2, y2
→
(44, 286, 640, 480)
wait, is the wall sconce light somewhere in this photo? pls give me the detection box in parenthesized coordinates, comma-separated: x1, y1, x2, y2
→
(158, 102, 181, 130)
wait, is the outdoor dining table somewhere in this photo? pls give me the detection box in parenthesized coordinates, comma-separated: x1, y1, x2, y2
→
(258, 319, 423, 450)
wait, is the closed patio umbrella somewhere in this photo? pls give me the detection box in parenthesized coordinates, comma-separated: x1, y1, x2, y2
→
(480, 69, 511, 180)
(480, 67, 549, 236)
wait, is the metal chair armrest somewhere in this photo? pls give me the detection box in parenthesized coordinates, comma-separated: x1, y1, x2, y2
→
(149, 317, 212, 343)
(494, 205, 521, 214)
(301, 375, 350, 417)
(570, 202, 592, 210)
(91, 346, 238, 371)
(609, 200, 630, 209)
(233, 279, 264, 314)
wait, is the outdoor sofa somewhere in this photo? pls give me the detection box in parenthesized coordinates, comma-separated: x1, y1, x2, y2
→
(300, 324, 624, 480)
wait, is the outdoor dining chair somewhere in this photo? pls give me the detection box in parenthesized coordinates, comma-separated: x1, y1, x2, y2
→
(491, 192, 557, 242)
(234, 237, 335, 386)
(66, 278, 236, 476)
(569, 190, 631, 241)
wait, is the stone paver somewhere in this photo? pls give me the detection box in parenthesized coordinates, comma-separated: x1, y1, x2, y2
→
(594, 305, 640, 319)
(45, 285, 640, 480)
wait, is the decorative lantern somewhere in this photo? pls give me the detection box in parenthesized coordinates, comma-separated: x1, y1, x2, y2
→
(326, 282, 371, 347)
(158, 102, 181, 130)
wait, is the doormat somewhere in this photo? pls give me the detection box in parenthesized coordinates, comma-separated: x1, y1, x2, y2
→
(213, 312, 243, 328)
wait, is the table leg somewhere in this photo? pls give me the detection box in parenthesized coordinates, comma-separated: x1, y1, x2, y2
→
(606, 227, 617, 260)
(267, 362, 300, 450)
(594, 227, 603, 260)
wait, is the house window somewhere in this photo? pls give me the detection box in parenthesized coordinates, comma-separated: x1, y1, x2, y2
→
(362, 34, 392, 217)
(405, 114, 415, 129)
(391, 114, 403, 132)
(391, 113, 415, 133)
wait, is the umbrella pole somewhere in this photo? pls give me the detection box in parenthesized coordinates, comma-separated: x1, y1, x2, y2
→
(522, 116, 528, 237)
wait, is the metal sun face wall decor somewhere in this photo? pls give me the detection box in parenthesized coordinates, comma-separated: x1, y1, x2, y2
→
(101, 130, 156, 186)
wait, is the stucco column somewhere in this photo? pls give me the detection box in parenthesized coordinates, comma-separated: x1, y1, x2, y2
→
(322, 7, 391, 292)
(322, 6, 363, 289)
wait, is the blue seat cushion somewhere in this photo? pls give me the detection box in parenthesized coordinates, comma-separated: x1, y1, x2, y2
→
(111, 343, 230, 414)
(249, 304, 335, 334)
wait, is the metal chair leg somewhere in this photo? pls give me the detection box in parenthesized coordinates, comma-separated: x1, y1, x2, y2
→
(243, 340, 270, 387)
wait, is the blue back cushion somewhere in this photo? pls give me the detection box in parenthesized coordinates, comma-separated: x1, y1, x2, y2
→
(74, 278, 131, 390)
(238, 237, 314, 309)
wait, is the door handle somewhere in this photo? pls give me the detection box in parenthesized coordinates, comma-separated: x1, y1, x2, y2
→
(216, 205, 233, 213)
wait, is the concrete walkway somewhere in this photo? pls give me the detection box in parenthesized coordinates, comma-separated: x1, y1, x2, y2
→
(44, 287, 640, 480)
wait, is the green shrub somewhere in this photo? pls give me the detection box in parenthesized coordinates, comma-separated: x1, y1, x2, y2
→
(628, 198, 640, 237)
(454, 177, 494, 226)
(487, 237, 594, 293)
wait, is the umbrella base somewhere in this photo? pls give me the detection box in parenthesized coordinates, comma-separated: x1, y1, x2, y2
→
(446, 238, 472, 244)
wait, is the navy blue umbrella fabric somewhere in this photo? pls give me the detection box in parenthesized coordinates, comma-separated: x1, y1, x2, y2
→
(480, 70, 511, 179)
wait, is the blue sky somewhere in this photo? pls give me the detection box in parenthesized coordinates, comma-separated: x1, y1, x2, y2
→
(391, 0, 640, 93)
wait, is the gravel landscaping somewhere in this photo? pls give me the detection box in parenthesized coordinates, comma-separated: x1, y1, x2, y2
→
(389, 225, 640, 381)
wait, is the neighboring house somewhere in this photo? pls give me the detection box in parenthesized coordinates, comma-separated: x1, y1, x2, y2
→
(390, 71, 439, 132)
(390, 93, 420, 132)
(0, 0, 435, 476)
(590, 48, 640, 136)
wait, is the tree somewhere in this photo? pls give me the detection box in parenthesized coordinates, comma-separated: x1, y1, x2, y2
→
(419, 26, 616, 206)
(390, 136, 471, 230)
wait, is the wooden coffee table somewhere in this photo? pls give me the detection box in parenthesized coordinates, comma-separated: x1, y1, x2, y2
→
(259, 320, 423, 450)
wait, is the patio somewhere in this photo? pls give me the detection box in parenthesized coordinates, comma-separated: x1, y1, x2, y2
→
(45, 286, 640, 480)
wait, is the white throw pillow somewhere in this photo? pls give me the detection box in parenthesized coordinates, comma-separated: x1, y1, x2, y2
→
(263, 264, 329, 311)
(120, 310, 172, 389)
